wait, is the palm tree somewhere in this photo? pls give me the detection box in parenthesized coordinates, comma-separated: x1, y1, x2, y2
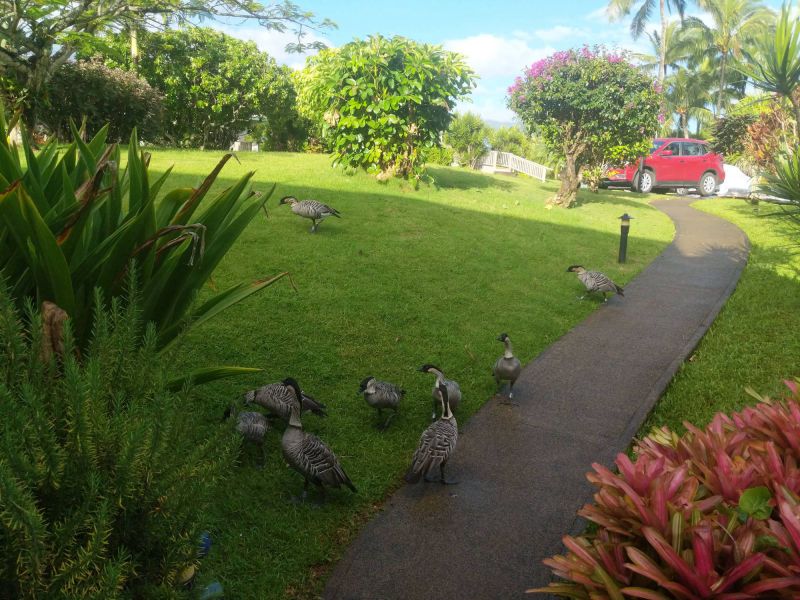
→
(681, 0, 775, 115)
(664, 68, 713, 137)
(608, 0, 688, 82)
(634, 20, 690, 76)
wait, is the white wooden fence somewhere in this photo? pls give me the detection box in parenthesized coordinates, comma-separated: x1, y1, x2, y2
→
(477, 151, 549, 181)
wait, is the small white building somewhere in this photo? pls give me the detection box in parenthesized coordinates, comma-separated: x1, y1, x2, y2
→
(230, 132, 259, 152)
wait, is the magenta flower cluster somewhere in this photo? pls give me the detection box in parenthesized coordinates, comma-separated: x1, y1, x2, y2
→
(508, 45, 628, 99)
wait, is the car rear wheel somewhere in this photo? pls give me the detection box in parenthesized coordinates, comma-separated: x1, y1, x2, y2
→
(698, 172, 717, 196)
(634, 169, 655, 194)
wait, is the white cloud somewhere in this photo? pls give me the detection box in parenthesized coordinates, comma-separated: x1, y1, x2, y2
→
(534, 25, 590, 42)
(210, 24, 331, 69)
(585, 5, 611, 21)
(443, 34, 555, 79)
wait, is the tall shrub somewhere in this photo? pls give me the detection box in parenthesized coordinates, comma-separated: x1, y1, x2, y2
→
(101, 28, 307, 150)
(298, 35, 476, 179)
(0, 276, 236, 598)
(41, 60, 163, 143)
(0, 112, 288, 351)
(508, 47, 661, 208)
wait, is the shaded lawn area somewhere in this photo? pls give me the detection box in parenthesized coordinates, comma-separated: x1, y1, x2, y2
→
(143, 150, 675, 598)
(642, 198, 800, 434)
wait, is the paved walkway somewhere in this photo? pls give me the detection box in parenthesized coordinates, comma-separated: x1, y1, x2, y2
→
(324, 198, 749, 600)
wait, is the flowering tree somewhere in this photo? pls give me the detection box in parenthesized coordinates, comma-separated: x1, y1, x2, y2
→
(508, 47, 662, 208)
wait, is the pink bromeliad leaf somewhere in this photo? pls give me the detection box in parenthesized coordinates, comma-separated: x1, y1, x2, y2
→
(641, 526, 710, 596)
(711, 553, 765, 593)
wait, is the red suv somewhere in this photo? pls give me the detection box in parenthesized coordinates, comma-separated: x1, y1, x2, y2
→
(603, 138, 725, 196)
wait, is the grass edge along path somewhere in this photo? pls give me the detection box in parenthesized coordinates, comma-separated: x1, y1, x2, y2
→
(641, 197, 800, 436)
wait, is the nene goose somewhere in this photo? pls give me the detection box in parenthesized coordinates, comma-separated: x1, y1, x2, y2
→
(281, 402, 356, 501)
(405, 382, 458, 485)
(419, 364, 461, 420)
(279, 195, 341, 233)
(493, 333, 522, 399)
(222, 405, 269, 467)
(567, 265, 625, 301)
(359, 376, 405, 430)
(244, 378, 326, 422)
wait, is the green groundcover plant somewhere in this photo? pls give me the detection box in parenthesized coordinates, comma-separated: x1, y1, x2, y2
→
(0, 112, 289, 355)
(0, 274, 236, 599)
(533, 380, 800, 598)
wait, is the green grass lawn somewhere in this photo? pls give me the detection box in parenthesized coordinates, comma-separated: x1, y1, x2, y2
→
(143, 150, 675, 598)
(642, 198, 800, 434)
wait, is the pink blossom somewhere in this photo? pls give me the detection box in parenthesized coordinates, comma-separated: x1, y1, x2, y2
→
(657, 113, 666, 124)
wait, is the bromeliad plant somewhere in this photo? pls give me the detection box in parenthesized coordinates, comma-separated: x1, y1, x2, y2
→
(532, 380, 800, 598)
(0, 111, 288, 352)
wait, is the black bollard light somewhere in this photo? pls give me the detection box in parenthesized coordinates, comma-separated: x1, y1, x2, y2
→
(618, 213, 632, 263)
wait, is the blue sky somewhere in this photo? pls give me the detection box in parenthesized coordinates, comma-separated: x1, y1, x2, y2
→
(214, 0, 784, 123)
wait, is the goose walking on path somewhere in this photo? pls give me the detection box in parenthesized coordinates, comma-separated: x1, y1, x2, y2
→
(279, 195, 341, 233)
(567, 265, 625, 301)
(359, 376, 405, 430)
(404, 382, 458, 485)
(244, 378, 326, 422)
(281, 402, 356, 502)
(419, 364, 461, 420)
(222, 405, 269, 468)
(493, 333, 522, 399)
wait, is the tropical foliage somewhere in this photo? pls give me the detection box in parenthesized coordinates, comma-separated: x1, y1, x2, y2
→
(0, 112, 289, 350)
(298, 35, 475, 179)
(508, 47, 661, 207)
(0, 0, 331, 128)
(444, 112, 489, 168)
(0, 275, 236, 598)
(98, 27, 307, 150)
(533, 380, 800, 598)
(40, 59, 163, 143)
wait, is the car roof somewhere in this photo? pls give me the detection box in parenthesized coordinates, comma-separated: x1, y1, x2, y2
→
(655, 137, 708, 144)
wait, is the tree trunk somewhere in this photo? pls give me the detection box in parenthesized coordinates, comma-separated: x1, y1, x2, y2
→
(681, 112, 689, 138)
(716, 53, 727, 116)
(658, 0, 667, 84)
(549, 153, 580, 208)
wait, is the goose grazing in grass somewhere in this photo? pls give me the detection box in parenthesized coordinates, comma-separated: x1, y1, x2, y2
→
(222, 405, 269, 468)
(279, 195, 341, 233)
(281, 402, 356, 502)
(405, 382, 458, 485)
(418, 364, 461, 420)
(493, 333, 522, 399)
(359, 376, 405, 430)
(244, 378, 326, 422)
(567, 265, 625, 302)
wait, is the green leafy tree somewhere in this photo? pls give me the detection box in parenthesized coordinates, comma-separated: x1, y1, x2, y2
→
(444, 112, 489, 167)
(101, 27, 305, 149)
(680, 0, 775, 115)
(508, 47, 662, 208)
(607, 0, 687, 82)
(0, 0, 332, 128)
(0, 276, 236, 598)
(299, 35, 476, 179)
